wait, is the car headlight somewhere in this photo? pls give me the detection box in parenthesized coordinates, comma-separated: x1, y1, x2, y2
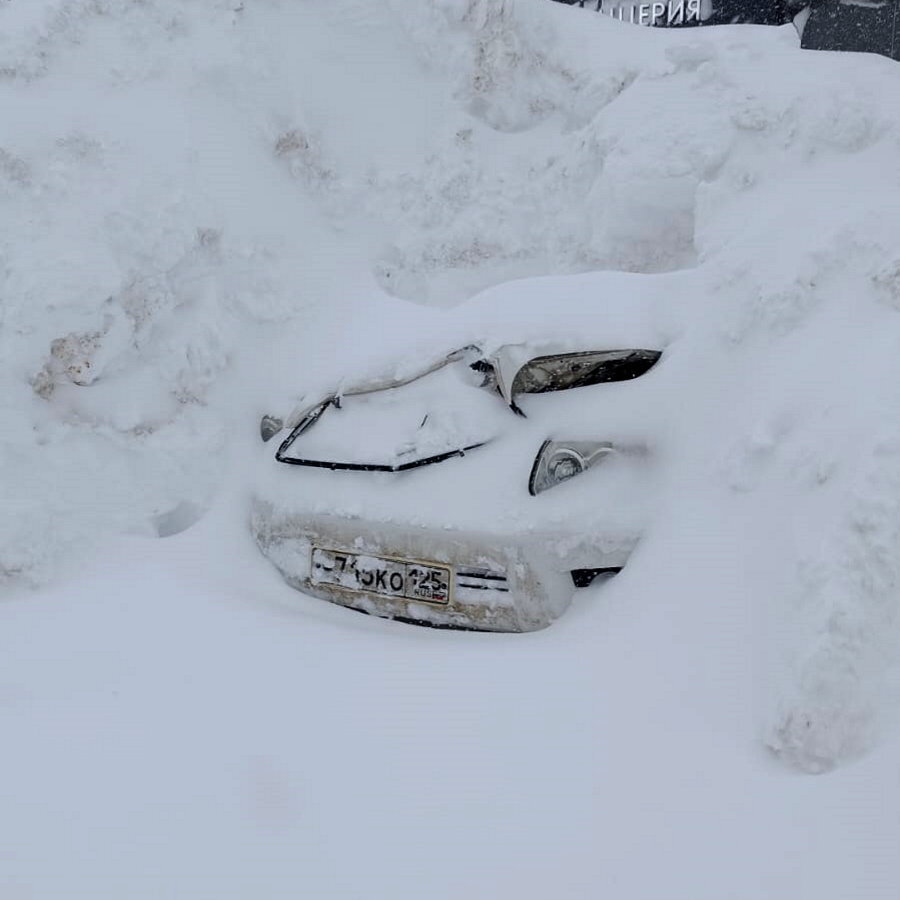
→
(528, 440, 614, 496)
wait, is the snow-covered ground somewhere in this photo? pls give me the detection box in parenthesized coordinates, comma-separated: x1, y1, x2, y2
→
(2, 0, 900, 895)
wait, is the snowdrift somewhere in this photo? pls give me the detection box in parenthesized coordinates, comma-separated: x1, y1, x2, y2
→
(3, 0, 900, 781)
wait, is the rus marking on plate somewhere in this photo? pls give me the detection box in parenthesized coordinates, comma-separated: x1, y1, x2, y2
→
(311, 547, 451, 606)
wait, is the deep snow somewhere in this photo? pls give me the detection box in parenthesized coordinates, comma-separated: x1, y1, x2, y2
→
(2, 0, 900, 896)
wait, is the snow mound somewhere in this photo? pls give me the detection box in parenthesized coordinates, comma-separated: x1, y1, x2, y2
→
(3, 0, 900, 772)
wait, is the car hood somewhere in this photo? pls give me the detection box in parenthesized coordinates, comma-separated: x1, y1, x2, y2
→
(277, 352, 505, 471)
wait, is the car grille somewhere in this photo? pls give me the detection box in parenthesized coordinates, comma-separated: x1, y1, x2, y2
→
(455, 567, 510, 593)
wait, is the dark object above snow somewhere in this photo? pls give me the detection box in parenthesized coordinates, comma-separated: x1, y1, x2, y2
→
(802, 0, 899, 60)
(550, 1, 900, 62)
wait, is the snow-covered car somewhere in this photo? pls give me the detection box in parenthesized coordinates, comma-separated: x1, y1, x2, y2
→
(552, 0, 900, 62)
(251, 283, 665, 632)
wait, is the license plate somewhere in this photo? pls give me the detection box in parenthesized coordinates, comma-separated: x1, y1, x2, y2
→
(310, 547, 451, 606)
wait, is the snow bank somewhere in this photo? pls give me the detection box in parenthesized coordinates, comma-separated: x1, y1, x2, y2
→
(3, 0, 900, 782)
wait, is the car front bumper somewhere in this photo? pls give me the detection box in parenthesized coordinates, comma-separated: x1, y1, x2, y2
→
(251, 501, 635, 632)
